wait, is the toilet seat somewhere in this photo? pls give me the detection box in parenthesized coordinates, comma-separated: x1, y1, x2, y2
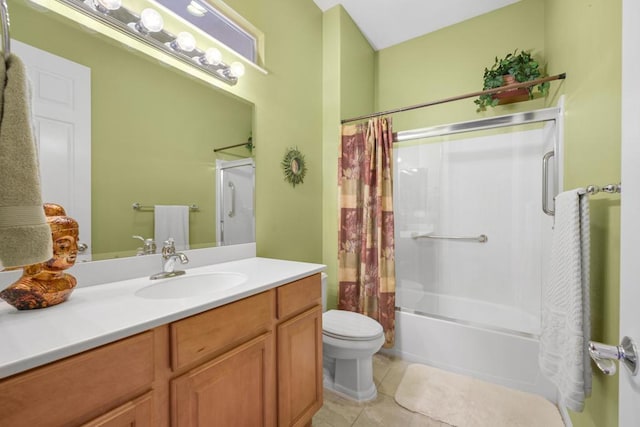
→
(322, 310, 383, 341)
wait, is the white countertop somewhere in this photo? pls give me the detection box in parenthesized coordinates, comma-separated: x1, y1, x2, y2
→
(0, 257, 325, 379)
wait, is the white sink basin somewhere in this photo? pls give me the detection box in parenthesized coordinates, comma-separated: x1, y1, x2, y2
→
(135, 272, 248, 299)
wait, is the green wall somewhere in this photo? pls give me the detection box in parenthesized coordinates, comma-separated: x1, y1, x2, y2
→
(376, 0, 546, 131)
(321, 6, 376, 309)
(324, 0, 622, 425)
(222, 0, 324, 263)
(545, 1, 622, 426)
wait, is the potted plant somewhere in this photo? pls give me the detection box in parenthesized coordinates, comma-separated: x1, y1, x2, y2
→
(474, 49, 550, 111)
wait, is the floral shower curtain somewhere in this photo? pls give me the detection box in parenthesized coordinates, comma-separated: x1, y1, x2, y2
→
(338, 117, 396, 347)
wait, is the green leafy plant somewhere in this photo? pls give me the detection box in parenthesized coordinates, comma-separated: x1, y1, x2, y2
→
(475, 49, 550, 112)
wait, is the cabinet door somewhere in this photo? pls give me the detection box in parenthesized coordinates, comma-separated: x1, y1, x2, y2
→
(277, 305, 323, 427)
(81, 392, 153, 427)
(172, 332, 275, 427)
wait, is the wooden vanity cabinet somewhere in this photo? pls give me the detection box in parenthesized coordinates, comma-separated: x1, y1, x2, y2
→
(169, 273, 323, 427)
(169, 290, 277, 427)
(0, 273, 323, 427)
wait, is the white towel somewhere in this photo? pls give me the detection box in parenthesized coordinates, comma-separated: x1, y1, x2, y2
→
(539, 189, 591, 412)
(154, 205, 190, 251)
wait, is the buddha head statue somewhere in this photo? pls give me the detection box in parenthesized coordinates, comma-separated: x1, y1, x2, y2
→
(0, 203, 80, 310)
(41, 203, 79, 272)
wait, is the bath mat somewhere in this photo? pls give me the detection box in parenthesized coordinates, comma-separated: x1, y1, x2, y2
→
(395, 364, 563, 427)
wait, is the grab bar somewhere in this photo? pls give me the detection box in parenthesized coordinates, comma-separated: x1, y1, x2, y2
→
(411, 232, 488, 243)
(542, 151, 555, 216)
(228, 181, 236, 218)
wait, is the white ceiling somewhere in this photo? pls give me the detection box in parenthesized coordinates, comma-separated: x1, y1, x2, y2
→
(313, 0, 521, 50)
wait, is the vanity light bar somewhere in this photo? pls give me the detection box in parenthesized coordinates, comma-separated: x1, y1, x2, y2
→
(57, 0, 241, 85)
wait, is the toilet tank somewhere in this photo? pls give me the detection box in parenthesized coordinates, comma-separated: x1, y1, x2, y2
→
(321, 272, 327, 312)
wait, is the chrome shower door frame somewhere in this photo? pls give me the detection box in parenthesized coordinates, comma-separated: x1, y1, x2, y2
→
(396, 103, 564, 216)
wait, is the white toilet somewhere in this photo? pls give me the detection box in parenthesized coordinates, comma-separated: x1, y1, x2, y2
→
(321, 273, 385, 401)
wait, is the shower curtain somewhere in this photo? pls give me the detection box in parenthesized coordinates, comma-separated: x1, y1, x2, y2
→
(338, 117, 396, 347)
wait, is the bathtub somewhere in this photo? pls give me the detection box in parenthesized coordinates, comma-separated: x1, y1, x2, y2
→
(383, 285, 558, 402)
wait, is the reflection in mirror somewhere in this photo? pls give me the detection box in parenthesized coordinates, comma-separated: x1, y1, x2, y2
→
(215, 158, 255, 246)
(9, 0, 255, 261)
(53, 0, 244, 85)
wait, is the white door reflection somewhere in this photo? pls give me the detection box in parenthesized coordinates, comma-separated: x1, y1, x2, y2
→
(14, 40, 92, 262)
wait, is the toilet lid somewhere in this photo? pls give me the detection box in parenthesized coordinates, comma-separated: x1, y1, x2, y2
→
(323, 310, 384, 341)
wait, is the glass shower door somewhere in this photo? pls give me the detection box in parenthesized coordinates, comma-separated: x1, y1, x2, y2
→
(216, 158, 255, 246)
(394, 120, 558, 336)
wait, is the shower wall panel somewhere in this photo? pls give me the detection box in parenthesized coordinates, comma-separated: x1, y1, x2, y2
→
(394, 126, 555, 335)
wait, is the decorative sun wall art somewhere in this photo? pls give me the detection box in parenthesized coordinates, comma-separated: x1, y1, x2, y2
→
(281, 147, 307, 187)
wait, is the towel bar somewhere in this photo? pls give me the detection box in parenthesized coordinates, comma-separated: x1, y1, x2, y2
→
(132, 203, 199, 211)
(585, 183, 621, 195)
(589, 336, 638, 376)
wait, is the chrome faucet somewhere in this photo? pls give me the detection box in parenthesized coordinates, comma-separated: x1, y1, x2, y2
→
(149, 238, 189, 280)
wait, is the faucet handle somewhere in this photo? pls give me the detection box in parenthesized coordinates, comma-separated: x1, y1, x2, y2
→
(144, 238, 156, 254)
(133, 235, 147, 256)
(132, 235, 156, 255)
(162, 238, 176, 257)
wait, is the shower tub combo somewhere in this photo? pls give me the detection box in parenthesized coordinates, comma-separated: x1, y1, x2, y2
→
(386, 106, 564, 402)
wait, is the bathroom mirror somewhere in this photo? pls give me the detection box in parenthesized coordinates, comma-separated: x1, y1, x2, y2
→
(8, 0, 254, 261)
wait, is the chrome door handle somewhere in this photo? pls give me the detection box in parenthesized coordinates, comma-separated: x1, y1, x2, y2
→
(542, 150, 555, 216)
(228, 181, 236, 218)
(77, 242, 88, 253)
(589, 336, 638, 376)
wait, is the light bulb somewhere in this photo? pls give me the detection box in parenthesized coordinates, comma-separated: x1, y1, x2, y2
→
(94, 0, 121, 12)
(204, 48, 222, 66)
(173, 32, 196, 52)
(139, 8, 163, 33)
(187, 1, 207, 17)
(229, 61, 245, 78)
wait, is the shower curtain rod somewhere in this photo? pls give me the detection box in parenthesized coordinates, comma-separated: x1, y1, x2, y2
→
(341, 73, 566, 124)
(213, 141, 253, 152)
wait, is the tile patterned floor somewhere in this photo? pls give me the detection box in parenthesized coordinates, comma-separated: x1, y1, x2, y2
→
(312, 353, 454, 427)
